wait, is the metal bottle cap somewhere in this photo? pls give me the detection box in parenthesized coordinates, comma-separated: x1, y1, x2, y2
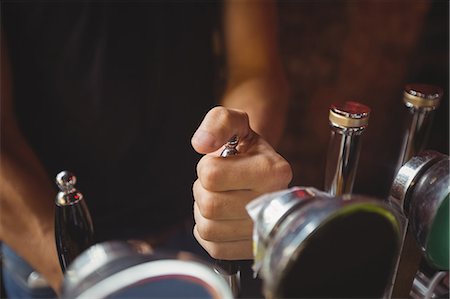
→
(55, 171, 83, 206)
(329, 101, 371, 129)
(403, 84, 443, 109)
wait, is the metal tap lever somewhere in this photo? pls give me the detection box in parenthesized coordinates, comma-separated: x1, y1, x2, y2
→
(55, 171, 94, 272)
(391, 84, 444, 298)
(396, 84, 443, 171)
(220, 135, 239, 157)
(324, 101, 370, 196)
(215, 135, 241, 297)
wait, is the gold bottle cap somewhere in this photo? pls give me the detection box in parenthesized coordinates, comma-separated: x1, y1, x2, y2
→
(329, 101, 371, 128)
(403, 84, 443, 109)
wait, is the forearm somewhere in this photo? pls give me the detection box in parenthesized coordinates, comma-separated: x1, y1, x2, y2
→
(0, 144, 63, 292)
(221, 0, 289, 148)
(1, 29, 63, 292)
(220, 73, 289, 148)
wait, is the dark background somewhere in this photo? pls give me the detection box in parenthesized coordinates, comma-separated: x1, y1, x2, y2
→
(277, 0, 449, 198)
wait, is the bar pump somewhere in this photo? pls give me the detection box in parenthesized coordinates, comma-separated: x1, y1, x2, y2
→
(391, 151, 449, 297)
(390, 84, 445, 298)
(247, 187, 403, 299)
(246, 101, 404, 298)
(55, 171, 94, 272)
(61, 240, 234, 299)
(54, 171, 234, 298)
(392, 150, 449, 269)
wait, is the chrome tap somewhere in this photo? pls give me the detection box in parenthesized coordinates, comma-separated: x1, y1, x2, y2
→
(55, 171, 94, 272)
(396, 84, 443, 170)
(214, 135, 241, 298)
(390, 84, 445, 298)
(390, 151, 449, 298)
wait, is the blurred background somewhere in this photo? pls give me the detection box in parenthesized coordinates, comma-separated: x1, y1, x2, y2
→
(276, 0, 449, 198)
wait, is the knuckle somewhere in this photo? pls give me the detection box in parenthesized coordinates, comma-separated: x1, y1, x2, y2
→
(264, 155, 292, 190)
(259, 154, 273, 172)
(192, 179, 200, 198)
(209, 106, 249, 129)
(207, 245, 226, 260)
(235, 110, 250, 130)
(210, 106, 232, 125)
(197, 193, 216, 219)
(209, 106, 226, 116)
(240, 111, 250, 127)
(193, 180, 208, 208)
(199, 162, 221, 191)
(196, 156, 208, 178)
(196, 221, 216, 241)
(274, 158, 293, 187)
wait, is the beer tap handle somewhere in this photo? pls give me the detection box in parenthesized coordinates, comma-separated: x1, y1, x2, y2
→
(391, 84, 444, 298)
(220, 135, 239, 157)
(214, 135, 241, 297)
(55, 171, 94, 272)
(324, 101, 370, 196)
(396, 84, 443, 169)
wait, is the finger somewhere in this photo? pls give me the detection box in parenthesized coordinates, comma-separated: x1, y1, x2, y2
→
(193, 179, 260, 220)
(193, 226, 253, 260)
(197, 145, 292, 192)
(191, 106, 255, 154)
(194, 204, 253, 242)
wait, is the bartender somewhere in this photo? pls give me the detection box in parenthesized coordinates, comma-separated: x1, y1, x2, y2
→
(0, 0, 292, 297)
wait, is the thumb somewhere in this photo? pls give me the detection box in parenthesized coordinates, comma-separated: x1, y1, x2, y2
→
(191, 106, 253, 154)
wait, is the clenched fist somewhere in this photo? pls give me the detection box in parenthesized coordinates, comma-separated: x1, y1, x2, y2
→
(191, 106, 292, 260)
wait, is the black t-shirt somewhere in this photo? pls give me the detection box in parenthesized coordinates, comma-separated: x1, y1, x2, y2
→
(2, 1, 220, 241)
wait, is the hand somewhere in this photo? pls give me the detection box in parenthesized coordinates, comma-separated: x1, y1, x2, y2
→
(191, 106, 292, 260)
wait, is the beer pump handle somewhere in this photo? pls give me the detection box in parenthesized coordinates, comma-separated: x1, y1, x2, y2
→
(396, 84, 443, 170)
(390, 84, 444, 298)
(214, 135, 241, 297)
(324, 101, 370, 196)
(55, 171, 94, 272)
